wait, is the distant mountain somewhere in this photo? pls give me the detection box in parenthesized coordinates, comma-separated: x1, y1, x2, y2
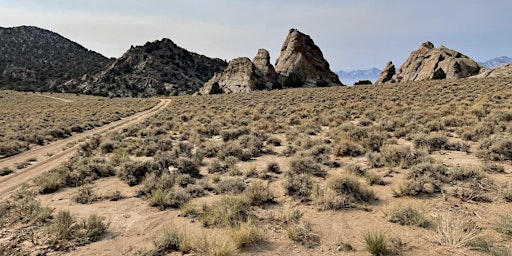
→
(336, 68, 380, 85)
(60, 38, 227, 97)
(478, 56, 512, 68)
(0, 26, 112, 91)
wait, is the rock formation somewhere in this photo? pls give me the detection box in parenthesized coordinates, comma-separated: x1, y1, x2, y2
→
(375, 61, 396, 85)
(386, 41, 480, 83)
(200, 57, 258, 95)
(275, 29, 343, 87)
(253, 49, 276, 81)
(200, 28, 342, 94)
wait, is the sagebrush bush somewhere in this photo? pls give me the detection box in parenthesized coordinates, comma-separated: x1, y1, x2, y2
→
(387, 205, 427, 227)
(244, 180, 273, 206)
(327, 176, 377, 203)
(286, 220, 320, 248)
(201, 196, 251, 228)
(230, 219, 266, 248)
(72, 185, 98, 204)
(334, 140, 364, 157)
(285, 172, 313, 199)
(289, 157, 327, 178)
(215, 178, 246, 194)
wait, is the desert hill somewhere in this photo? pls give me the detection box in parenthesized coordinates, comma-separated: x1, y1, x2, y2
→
(0, 26, 112, 91)
(60, 38, 227, 97)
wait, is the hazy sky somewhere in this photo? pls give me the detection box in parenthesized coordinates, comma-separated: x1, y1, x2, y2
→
(1, 0, 511, 70)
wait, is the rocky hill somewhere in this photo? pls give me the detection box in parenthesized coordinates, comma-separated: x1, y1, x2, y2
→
(200, 29, 342, 94)
(60, 39, 227, 97)
(0, 26, 112, 91)
(376, 42, 480, 84)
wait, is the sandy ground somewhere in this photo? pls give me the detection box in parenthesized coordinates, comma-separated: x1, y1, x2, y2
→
(0, 99, 170, 201)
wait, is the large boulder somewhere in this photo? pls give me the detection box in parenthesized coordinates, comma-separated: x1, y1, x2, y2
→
(200, 57, 258, 95)
(375, 61, 396, 85)
(392, 41, 480, 83)
(274, 29, 343, 87)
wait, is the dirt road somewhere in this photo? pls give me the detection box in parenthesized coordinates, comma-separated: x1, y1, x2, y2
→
(0, 99, 170, 200)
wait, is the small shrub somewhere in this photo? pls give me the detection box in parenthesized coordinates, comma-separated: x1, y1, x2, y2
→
(215, 178, 246, 194)
(151, 228, 191, 254)
(286, 221, 320, 248)
(0, 167, 14, 176)
(380, 145, 430, 169)
(345, 164, 366, 176)
(477, 135, 512, 161)
(267, 136, 282, 146)
(494, 215, 512, 237)
(364, 172, 385, 186)
(34, 168, 68, 194)
(433, 213, 480, 248)
(364, 232, 391, 256)
(103, 190, 125, 201)
(230, 219, 266, 248)
(201, 196, 251, 228)
(327, 176, 377, 203)
(79, 214, 109, 242)
(482, 162, 505, 173)
(49, 210, 77, 244)
(244, 180, 273, 206)
(334, 141, 364, 157)
(208, 159, 229, 174)
(72, 185, 98, 204)
(175, 157, 201, 178)
(175, 174, 195, 188)
(149, 188, 171, 210)
(387, 205, 427, 227)
(414, 134, 449, 152)
(289, 157, 327, 178)
(396, 163, 449, 196)
(266, 161, 282, 174)
(284, 172, 313, 200)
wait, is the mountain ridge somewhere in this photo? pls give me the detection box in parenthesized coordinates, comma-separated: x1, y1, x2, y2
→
(0, 26, 112, 91)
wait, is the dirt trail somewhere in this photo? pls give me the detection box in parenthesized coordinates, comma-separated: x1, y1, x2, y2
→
(0, 99, 170, 200)
(37, 94, 74, 102)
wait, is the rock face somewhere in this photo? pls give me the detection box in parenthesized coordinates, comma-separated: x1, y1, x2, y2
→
(61, 38, 227, 97)
(388, 42, 480, 83)
(253, 49, 276, 82)
(200, 28, 342, 94)
(199, 57, 258, 95)
(473, 64, 512, 78)
(375, 61, 396, 85)
(275, 29, 343, 87)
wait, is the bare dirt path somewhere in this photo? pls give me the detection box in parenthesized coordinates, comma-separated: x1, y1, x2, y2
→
(0, 99, 170, 200)
(37, 94, 74, 102)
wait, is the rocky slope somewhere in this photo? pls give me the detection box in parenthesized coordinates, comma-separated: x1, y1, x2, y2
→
(0, 26, 112, 91)
(60, 39, 227, 97)
(200, 29, 342, 94)
(377, 42, 480, 84)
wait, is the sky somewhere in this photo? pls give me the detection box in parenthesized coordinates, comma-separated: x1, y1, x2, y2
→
(1, 0, 511, 71)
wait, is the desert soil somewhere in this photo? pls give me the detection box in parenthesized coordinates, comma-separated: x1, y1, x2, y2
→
(0, 99, 170, 201)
